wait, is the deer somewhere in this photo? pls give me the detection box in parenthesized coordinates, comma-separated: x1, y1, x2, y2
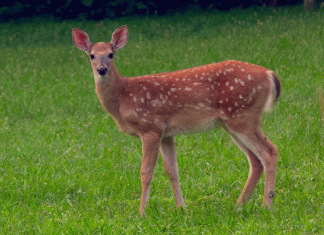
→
(72, 25, 280, 215)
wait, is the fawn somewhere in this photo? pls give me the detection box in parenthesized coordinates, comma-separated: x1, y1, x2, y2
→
(72, 25, 280, 215)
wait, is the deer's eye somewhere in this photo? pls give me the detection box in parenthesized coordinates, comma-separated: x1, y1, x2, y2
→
(108, 53, 114, 59)
(90, 54, 95, 60)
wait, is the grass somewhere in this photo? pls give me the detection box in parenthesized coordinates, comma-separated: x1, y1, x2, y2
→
(1, 5, 324, 234)
(318, 88, 324, 125)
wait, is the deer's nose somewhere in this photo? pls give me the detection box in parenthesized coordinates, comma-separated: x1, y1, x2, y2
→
(97, 66, 108, 76)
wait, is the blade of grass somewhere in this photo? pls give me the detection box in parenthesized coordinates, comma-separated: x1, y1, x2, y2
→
(317, 87, 324, 126)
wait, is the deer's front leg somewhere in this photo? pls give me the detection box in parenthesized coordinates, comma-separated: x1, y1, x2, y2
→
(139, 132, 161, 215)
(160, 136, 186, 211)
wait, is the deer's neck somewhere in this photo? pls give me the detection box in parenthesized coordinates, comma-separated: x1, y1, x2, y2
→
(95, 63, 125, 119)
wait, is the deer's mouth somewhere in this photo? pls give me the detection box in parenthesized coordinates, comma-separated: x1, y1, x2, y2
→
(97, 66, 108, 76)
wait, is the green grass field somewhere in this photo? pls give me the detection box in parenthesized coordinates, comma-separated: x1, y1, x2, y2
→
(1, 5, 324, 234)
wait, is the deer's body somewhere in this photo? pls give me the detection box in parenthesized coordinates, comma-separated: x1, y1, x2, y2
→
(96, 61, 279, 137)
(72, 26, 280, 215)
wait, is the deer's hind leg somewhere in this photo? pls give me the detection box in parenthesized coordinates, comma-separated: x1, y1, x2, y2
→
(225, 122, 278, 207)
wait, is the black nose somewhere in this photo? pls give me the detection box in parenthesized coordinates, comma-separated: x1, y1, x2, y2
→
(97, 67, 108, 76)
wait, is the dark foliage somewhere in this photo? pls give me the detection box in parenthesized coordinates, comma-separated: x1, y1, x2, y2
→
(0, 0, 303, 21)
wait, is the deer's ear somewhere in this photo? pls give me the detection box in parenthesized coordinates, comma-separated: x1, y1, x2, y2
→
(111, 25, 128, 51)
(72, 28, 92, 51)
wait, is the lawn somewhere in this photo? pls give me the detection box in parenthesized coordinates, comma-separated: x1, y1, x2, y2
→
(1, 5, 324, 234)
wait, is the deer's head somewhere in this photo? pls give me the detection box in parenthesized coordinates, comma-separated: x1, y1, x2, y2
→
(72, 26, 128, 81)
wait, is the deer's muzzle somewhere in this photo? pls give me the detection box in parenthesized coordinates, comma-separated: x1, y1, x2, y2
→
(97, 66, 108, 76)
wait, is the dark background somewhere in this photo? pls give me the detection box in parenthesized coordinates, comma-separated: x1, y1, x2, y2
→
(0, 0, 307, 21)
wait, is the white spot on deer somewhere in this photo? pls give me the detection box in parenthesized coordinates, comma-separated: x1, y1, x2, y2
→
(257, 85, 262, 90)
(234, 78, 239, 83)
(170, 88, 177, 92)
(133, 111, 138, 117)
(198, 103, 205, 107)
(211, 85, 215, 90)
(146, 92, 151, 99)
(240, 81, 245, 86)
(225, 82, 229, 86)
(228, 107, 233, 112)
(141, 98, 145, 103)
(167, 91, 171, 96)
(247, 74, 253, 80)
(241, 69, 245, 72)
(143, 86, 147, 90)
(154, 99, 162, 106)
(206, 98, 212, 103)
(235, 102, 239, 107)
(239, 94, 243, 99)
(178, 87, 182, 91)
(185, 87, 192, 91)
(154, 82, 160, 86)
(177, 103, 182, 107)
(193, 82, 202, 86)
(133, 97, 137, 102)
(208, 77, 212, 82)
(219, 100, 224, 104)
(230, 86, 234, 91)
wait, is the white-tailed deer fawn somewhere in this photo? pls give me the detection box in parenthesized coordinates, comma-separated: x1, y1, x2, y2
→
(72, 25, 280, 215)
